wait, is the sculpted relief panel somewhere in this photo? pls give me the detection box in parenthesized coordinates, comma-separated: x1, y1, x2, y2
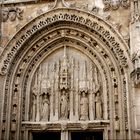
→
(30, 46, 103, 122)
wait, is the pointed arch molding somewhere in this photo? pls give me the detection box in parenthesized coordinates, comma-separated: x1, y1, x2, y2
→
(0, 8, 131, 75)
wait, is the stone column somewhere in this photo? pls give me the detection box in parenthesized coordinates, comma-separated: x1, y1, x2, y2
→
(55, 89, 59, 120)
(70, 58, 74, 120)
(70, 90, 74, 120)
(61, 131, 68, 140)
(50, 89, 53, 121)
(89, 91, 94, 121)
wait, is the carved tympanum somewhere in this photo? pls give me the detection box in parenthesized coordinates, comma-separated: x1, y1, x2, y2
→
(30, 46, 103, 122)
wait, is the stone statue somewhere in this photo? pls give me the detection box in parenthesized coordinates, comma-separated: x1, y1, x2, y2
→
(41, 93, 50, 121)
(132, 49, 140, 69)
(32, 93, 37, 121)
(115, 116, 120, 130)
(31, 87, 37, 121)
(60, 90, 68, 119)
(95, 92, 102, 119)
(80, 90, 89, 121)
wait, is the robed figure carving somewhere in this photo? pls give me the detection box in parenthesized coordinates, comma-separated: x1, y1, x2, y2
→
(31, 87, 37, 121)
(95, 92, 102, 119)
(41, 93, 50, 121)
(80, 90, 89, 121)
(60, 89, 69, 119)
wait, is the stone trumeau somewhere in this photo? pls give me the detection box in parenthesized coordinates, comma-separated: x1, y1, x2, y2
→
(0, 0, 140, 139)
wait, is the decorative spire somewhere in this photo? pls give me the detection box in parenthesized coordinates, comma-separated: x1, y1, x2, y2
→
(53, 0, 68, 8)
(63, 45, 67, 66)
(79, 61, 88, 92)
(59, 46, 69, 90)
(83, 61, 87, 81)
(61, 45, 68, 69)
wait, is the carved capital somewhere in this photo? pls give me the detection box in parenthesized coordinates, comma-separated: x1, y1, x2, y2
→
(40, 123, 49, 130)
(61, 122, 67, 131)
(80, 122, 89, 130)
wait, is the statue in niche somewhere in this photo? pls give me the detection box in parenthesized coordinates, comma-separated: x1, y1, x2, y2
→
(80, 90, 89, 121)
(95, 92, 102, 119)
(132, 49, 140, 69)
(60, 89, 69, 119)
(31, 87, 37, 121)
(41, 93, 50, 121)
(115, 116, 120, 130)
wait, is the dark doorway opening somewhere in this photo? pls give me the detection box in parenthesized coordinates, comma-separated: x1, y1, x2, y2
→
(32, 131, 60, 140)
(71, 131, 103, 140)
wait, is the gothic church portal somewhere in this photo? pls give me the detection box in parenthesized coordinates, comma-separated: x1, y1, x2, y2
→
(0, 0, 140, 139)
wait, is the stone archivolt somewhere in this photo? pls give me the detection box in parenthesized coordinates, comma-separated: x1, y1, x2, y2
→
(0, 9, 129, 75)
(0, 7, 132, 140)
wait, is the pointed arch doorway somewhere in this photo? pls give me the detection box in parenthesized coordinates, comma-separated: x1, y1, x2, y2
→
(32, 131, 103, 140)
(0, 5, 132, 140)
(32, 131, 61, 140)
(23, 45, 108, 140)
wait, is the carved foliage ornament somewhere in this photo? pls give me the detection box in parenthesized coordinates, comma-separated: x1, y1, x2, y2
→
(0, 11, 128, 75)
(103, 0, 130, 11)
(2, 7, 23, 22)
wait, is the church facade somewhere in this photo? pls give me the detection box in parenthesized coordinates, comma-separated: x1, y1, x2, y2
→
(0, 0, 140, 139)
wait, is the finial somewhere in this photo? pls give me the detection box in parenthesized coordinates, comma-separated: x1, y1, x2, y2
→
(62, 45, 68, 67)
(53, 0, 68, 8)
(83, 61, 87, 80)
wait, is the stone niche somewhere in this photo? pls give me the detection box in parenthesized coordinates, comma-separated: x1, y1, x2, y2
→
(29, 46, 104, 123)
